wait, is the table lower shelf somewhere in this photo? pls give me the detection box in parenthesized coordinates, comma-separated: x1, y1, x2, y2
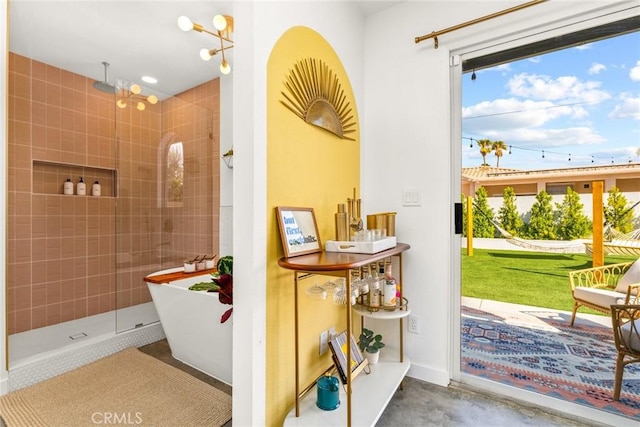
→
(284, 354, 410, 426)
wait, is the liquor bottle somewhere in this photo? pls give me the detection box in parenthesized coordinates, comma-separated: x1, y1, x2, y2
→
(368, 263, 381, 309)
(383, 260, 397, 308)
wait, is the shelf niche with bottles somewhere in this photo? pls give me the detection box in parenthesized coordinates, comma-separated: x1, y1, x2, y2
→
(32, 160, 117, 197)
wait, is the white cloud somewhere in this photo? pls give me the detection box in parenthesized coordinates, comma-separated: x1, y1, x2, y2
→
(527, 57, 541, 64)
(463, 98, 572, 129)
(589, 63, 606, 75)
(575, 43, 592, 51)
(483, 127, 604, 147)
(507, 73, 610, 103)
(609, 93, 640, 120)
(630, 60, 640, 81)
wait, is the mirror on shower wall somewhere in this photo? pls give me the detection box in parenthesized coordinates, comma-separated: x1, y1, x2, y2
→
(6, 0, 231, 364)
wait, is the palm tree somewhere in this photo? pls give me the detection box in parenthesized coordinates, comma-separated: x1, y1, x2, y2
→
(476, 139, 493, 166)
(492, 140, 507, 167)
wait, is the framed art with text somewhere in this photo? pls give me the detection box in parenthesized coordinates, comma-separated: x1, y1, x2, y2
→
(275, 206, 322, 258)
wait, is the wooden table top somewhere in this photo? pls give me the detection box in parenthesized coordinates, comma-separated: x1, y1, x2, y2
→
(278, 243, 410, 272)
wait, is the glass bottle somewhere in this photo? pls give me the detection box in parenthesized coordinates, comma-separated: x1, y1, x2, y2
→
(368, 263, 381, 309)
(383, 260, 397, 309)
(359, 266, 371, 306)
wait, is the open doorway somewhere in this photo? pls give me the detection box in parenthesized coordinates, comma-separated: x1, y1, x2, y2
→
(458, 17, 640, 423)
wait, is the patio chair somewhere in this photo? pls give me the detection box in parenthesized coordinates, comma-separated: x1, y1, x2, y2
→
(610, 304, 640, 400)
(568, 260, 640, 326)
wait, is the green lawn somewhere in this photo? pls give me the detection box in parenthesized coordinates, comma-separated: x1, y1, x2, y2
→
(461, 248, 636, 314)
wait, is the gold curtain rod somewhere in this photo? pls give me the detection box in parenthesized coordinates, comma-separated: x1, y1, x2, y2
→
(414, 0, 548, 48)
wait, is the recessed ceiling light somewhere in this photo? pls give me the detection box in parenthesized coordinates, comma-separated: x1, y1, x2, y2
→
(141, 76, 157, 84)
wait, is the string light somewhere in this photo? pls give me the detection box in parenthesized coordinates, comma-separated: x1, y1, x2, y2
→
(462, 136, 635, 166)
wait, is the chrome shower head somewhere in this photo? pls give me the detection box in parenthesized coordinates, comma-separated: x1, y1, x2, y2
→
(92, 61, 116, 94)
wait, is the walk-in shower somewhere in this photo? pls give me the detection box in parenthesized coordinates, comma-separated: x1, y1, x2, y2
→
(7, 53, 221, 390)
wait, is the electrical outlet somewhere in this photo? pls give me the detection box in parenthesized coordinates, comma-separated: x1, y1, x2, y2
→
(408, 315, 420, 334)
(319, 330, 329, 355)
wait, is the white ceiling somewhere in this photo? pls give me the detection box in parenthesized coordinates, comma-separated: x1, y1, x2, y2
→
(8, 1, 400, 97)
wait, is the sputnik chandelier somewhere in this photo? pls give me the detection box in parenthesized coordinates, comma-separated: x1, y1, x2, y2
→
(177, 14, 234, 75)
(116, 82, 158, 111)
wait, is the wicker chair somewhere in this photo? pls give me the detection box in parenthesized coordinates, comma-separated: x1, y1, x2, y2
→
(610, 304, 640, 400)
(568, 261, 640, 326)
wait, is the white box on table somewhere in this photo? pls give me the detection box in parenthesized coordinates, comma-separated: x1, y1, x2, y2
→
(324, 236, 397, 254)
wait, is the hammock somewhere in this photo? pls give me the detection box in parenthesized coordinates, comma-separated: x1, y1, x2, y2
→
(583, 227, 640, 256)
(491, 220, 586, 253)
(472, 204, 586, 253)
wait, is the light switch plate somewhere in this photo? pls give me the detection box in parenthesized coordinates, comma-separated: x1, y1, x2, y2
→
(319, 330, 329, 355)
(402, 188, 421, 206)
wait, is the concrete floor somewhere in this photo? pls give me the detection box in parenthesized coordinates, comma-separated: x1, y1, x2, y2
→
(377, 377, 605, 427)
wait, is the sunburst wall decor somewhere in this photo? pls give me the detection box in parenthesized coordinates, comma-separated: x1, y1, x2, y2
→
(280, 58, 356, 140)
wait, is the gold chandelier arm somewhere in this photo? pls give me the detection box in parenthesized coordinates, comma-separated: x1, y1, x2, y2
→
(414, 0, 548, 47)
(218, 31, 227, 63)
(198, 26, 234, 44)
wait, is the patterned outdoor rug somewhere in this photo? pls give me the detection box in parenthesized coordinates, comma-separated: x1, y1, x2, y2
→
(462, 306, 640, 421)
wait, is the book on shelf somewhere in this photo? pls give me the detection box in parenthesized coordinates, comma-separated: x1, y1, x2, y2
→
(328, 330, 366, 384)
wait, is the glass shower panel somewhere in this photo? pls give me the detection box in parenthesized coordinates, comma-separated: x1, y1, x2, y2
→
(114, 77, 220, 333)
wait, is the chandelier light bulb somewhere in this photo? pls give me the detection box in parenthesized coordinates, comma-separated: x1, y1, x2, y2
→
(213, 14, 227, 31)
(136, 101, 145, 111)
(117, 99, 127, 109)
(147, 95, 158, 105)
(220, 60, 231, 75)
(130, 84, 141, 95)
(200, 48, 212, 61)
(177, 16, 193, 32)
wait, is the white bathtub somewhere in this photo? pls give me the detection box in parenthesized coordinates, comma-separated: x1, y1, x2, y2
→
(146, 268, 232, 385)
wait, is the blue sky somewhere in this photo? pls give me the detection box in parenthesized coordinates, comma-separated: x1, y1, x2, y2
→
(462, 31, 640, 170)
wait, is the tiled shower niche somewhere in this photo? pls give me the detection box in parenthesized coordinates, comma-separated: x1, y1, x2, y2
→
(33, 160, 117, 197)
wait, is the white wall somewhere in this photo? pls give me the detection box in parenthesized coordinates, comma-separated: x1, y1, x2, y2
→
(219, 74, 233, 256)
(1, 0, 8, 395)
(233, 0, 639, 424)
(362, 0, 638, 424)
(232, 2, 365, 425)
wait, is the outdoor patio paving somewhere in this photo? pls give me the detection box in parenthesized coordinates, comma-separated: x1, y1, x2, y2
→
(462, 296, 612, 329)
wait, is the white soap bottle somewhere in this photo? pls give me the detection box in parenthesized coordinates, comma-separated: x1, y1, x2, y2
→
(77, 177, 86, 196)
(92, 181, 101, 197)
(63, 178, 74, 195)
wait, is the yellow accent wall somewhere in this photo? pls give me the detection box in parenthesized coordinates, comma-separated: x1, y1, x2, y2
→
(266, 26, 360, 425)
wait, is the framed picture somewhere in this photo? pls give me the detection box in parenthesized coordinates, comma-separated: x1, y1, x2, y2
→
(328, 330, 367, 384)
(275, 207, 322, 258)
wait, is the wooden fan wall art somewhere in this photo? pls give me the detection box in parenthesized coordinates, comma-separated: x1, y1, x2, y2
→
(280, 58, 356, 140)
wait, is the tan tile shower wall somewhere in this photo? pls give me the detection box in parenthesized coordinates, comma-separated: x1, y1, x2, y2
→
(160, 80, 220, 264)
(8, 53, 118, 333)
(8, 52, 220, 334)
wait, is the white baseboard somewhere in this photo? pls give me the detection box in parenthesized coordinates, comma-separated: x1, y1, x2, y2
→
(406, 361, 450, 387)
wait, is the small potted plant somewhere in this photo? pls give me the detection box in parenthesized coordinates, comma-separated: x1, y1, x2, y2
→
(358, 328, 385, 365)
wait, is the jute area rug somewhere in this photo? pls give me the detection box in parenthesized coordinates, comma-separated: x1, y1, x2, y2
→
(0, 347, 232, 426)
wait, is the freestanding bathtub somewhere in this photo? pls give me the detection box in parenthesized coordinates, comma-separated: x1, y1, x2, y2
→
(145, 268, 232, 385)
